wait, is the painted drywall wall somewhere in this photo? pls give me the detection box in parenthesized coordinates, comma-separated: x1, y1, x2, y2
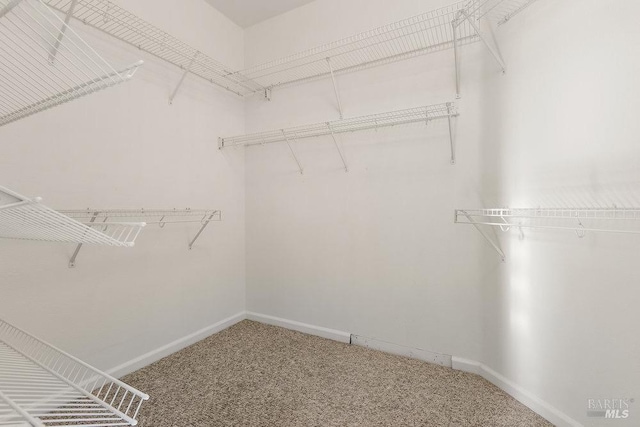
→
(243, 0, 488, 365)
(0, 0, 246, 372)
(243, 0, 640, 425)
(477, 1, 640, 425)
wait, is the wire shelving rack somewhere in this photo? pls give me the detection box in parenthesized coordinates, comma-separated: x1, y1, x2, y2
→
(455, 207, 640, 261)
(42, 0, 264, 98)
(0, 186, 145, 247)
(220, 103, 458, 172)
(59, 208, 222, 267)
(0, 0, 142, 127)
(0, 318, 149, 427)
(238, 0, 539, 99)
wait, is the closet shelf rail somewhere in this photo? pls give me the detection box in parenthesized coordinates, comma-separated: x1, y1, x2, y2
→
(238, 0, 538, 96)
(0, 186, 145, 246)
(220, 103, 459, 172)
(42, 0, 264, 97)
(455, 207, 640, 261)
(0, 0, 142, 127)
(58, 209, 222, 267)
(0, 318, 148, 427)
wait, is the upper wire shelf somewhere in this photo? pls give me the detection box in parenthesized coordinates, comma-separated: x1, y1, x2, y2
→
(238, 0, 538, 93)
(42, 0, 263, 97)
(0, 318, 148, 427)
(0, 0, 142, 127)
(0, 186, 145, 246)
(455, 207, 640, 261)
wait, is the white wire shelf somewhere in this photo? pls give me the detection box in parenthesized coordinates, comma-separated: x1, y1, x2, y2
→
(0, 0, 142, 127)
(42, 0, 264, 97)
(220, 103, 458, 172)
(57, 208, 222, 267)
(0, 186, 145, 247)
(0, 318, 149, 427)
(455, 207, 640, 261)
(238, 0, 538, 94)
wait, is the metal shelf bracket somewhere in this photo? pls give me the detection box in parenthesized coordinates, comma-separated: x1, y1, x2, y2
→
(326, 57, 344, 119)
(169, 51, 200, 104)
(456, 210, 506, 262)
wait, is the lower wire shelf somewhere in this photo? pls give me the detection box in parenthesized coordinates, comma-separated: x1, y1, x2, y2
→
(0, 318, 148, 427)
(455, 207, 640, 261)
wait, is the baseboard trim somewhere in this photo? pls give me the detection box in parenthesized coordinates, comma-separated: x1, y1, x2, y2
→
(453, 357, 582, 427)
(246, 312, 351, 344)
(107, 311, 246, 378)
(352, 334, 452, 367)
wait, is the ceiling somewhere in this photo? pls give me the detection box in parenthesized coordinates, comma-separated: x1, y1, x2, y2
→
(205, 0, 316, 28)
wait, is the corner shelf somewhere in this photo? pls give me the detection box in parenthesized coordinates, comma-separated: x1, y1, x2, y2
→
(220, 102, 458, 172)
(455, 207, 640, 261)
(0, 186, 145, 247)
(0, 0, 143, 127)
(239, 0, 539, 103)
(0, 318, 148, 427)
(43, 0, 264, 99)
(59, 208, 222, 267)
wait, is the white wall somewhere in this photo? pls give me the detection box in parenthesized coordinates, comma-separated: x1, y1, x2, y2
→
(243, 0, 488, 364)
(479, 1, 640, 425)
(0, 0, 246, 371)
(244, 0, 640, 425)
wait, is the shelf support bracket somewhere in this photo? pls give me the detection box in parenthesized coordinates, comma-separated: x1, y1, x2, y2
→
(0, 0, 22, 20)
(326, 57, 344, 119)
(282, 130, 304, 175)
(452, 16, 461, 99)
(459, 211, 506, 262)
(460, 10, 506, 73)
(169, 51, 199, 105)
(264, 88, 272, 101)
(48, 0, 78, 63)
(188, 212, 217, 250)
(327, 123, 348, 172)
(68, 211, 99, 268)
(446, 102, 456, 165)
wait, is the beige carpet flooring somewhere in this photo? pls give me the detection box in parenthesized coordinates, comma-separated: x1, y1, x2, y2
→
(122, 320, 553, 427)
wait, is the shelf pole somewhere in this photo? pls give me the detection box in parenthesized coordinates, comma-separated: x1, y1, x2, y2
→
(326, 57, 344, 119)
(460, 10, 506, 73)
(282, 130, 304, 175)
(327, 123, 348, 172)
(68, 211, 99, 268)
(446, 102, 456, 165)
(452, 16, 461, 99)
(459, 210, 506, 262)
(48, 0, 78, 63)
(188, 212, 216, 250)
(0, 0, 22, 19)
(169, 51, 199, 105)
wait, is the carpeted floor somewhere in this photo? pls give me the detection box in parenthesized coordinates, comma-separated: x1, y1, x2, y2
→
(122, 320, 553, 427)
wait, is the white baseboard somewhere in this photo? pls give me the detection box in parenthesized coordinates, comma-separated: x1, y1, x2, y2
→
(246, 312, 351, 344)
(453, 357, 582, 427)
(351, 334, 452, 367)
(107, 311, 246, 378)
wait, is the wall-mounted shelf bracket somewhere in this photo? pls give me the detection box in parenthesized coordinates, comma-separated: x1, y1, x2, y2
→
(456, 210, 506, 262)
(169, 51, 200, 104)
(48, 0, 78, 63)
(446, 102, 456, 164)
(264, 87, 272, 101)
(459, 9, 506, 73)
(282, 130, 304, 175)
(328, 123, 348, 172)
(326, 57, 344, 119)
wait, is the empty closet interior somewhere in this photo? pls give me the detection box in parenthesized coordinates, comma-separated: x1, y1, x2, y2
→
(1, 0, 638, 426)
